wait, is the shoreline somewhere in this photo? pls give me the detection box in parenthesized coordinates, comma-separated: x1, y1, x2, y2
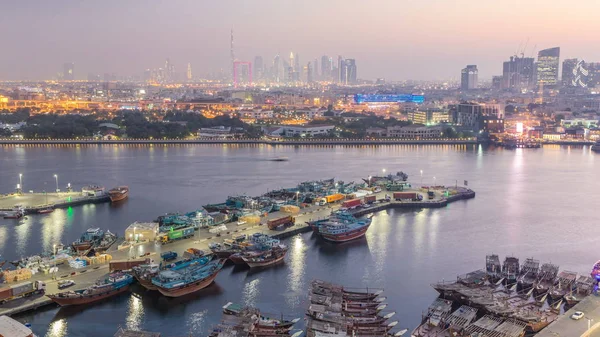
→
(0, 139, 595, 146)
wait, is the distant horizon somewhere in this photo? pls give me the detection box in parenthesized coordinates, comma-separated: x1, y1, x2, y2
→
(2, 1, 600, 81)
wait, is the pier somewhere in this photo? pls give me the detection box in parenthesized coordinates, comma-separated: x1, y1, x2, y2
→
(0, 192, 110, 214)
(0, 185, 474, 317)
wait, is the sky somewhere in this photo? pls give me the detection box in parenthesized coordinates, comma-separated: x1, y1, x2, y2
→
(1, 0, 600, 81)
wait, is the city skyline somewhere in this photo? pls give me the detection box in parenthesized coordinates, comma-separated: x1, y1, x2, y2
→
(1, 0, 600, 81)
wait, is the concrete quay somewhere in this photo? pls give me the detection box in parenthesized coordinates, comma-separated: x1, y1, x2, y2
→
(0, 192, 110, 213)
(0, 186, 475, 316)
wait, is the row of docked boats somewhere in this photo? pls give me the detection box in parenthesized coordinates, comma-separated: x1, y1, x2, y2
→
(72, 228, 118, 255)
(306, 280, 407, 337)
(414, 254, 597, 337)
(210, 302, 301, 337)
(209, 233, 289, 268)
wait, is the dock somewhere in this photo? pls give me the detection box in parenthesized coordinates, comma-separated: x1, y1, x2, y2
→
(0, 192, 110, 214)
(0, 185, 475, 317)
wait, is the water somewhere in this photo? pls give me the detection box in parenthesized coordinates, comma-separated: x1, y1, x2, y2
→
(0, 144, 598, 337)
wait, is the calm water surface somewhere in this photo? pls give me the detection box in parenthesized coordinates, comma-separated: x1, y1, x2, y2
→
(0, 144, 598, 337)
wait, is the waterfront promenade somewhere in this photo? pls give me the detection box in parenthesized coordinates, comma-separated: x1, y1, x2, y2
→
(0, 186, 475, 316)
(0, 138, 596, 146)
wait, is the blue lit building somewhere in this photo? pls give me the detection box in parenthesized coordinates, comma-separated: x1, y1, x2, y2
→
(354, 94, 424, 104)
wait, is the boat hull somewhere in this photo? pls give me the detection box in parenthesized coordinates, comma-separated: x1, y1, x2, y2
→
(228, 254, 247, 265)
(244, 253, 286, 268)
(155, 270, 220, 297)
(320, 225, 369, 243)
(48, 285, 130, 306)
(109, 192, 128, 202)
(133, 274, 158, 291)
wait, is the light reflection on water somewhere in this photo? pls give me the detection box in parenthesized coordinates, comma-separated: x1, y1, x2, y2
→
(187, 310, 209, 334)
(40, 210, 66, 254)
(126, 295, 145, 331)
(242, 278, 260, 307)
(285, 235, 307, 308)
(14, 216, 34, 258)
(46, 318, 67, 337)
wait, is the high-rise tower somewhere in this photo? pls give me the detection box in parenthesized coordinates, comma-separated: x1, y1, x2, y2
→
(536, 47, 560, 87)
(187, 63, 192, 81)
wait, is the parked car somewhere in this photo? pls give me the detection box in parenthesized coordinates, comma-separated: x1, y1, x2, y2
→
(571, 311, 585, 320)
(58, 280, 75, 289)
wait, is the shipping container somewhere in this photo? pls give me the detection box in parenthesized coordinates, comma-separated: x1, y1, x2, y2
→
(267, 216, 295, 230)
(341, 199, 362, 209)
(364, 195, 377, 204)
(0, 287, 12, 302)
(325, 194, 344, 203)
(109, 258, 150, 272)
(393, 192, 420, 201)
(10, 282, 35, 297)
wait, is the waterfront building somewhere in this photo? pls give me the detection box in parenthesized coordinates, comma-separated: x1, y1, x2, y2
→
(198, 126, 233, 138)
(502, 56, 535, 90)
(561, 119, 599, 129)
(536, 47, 560, 87)
(461, 65, 478, 90)
(386, 125, 444, 138)
(264, 124, 335, 138)
(451, 102, 503, 131)
(125, 222, 158, 242)
(63, 62, 75, 81)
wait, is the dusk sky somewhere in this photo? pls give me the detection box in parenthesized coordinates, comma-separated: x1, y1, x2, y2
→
(1, 0, 599, 81)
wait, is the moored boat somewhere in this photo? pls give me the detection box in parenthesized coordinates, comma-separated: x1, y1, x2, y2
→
(317, 216, 372, 243)
(72, 228, 104, 252)
(48, 272, 133, 306)
(94, 230, 118, 253)
(241, 245, 288, 268)
(152, 258, 225, 297)
(108, 186, 129, 202)
(3, 206, 24, 219)
(38, 207, 54, 214)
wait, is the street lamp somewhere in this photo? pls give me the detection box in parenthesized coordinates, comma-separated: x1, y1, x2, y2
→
(433, 176, 437, 186)
(587, 317, 594, 331)
(420, 170, 423, 185)
(133, 226, 137, 242)
(296, 191, 300, 206)
(54, 174, 59, 193)
(382, 168, 386, 175)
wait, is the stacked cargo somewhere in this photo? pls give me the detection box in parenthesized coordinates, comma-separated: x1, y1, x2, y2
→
(238, 215, 260, 225)
(68, 258, 87, 269)
(2, 269, 32, 283)
(280, 205, 300, 214)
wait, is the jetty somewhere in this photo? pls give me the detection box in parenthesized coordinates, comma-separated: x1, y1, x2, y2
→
(0, 179, 475, 317)
(0, 186, 110, 214)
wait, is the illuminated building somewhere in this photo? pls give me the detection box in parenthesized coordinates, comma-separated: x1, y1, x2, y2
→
(386, 125, 444, 138)
(264, 124, 335, 138)
(451, 102, 503, 131)
(63, 62, 75, 80)
(354, 94, 424, 104)
(563, 59, 589, 88)
(407, 110, 449, 125)
(306, 62, 313, 83)
(460, 65, 478, 90)
(502, 56, 535, 90)
(587, 63, 600, 88)
(536, 47, 560, 87)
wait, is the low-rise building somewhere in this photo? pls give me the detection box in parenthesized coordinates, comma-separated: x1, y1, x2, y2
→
(198, 126, 232, 138)
(238, 109, 274, 119)
(407, 110, 449, 125)
(263, 124, 335, 138)
(124, 222, 159, 242)
(543, 132, 563, 140)
(365, 127, 387, 137)
(386, 125, 444, 139)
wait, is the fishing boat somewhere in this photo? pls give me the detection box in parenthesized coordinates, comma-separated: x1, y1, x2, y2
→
(72, 228, 104, 252)
(3, 206, 24, 219)
(308, 211, 362, 233)
(94, 230, 118, 253)
(152, 258, 225, 297)
(108, 186, 129, 202)
(38, 207, 54, 214)
(222, 302, 300, 330)
(133, 255, 212, 291)
(48, 272, 133, 306)
(242, 245, 288, 268)
(317, 216, 372, 243)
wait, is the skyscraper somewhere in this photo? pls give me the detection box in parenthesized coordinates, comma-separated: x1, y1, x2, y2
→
(562, 59, 589, 88)
(313, 58, 319, 79)
(290, 52, 295, 71)
(536, 47, 560, 87)
(502, 56, 535, 90)
(187, 63, 192, 81)
(307, 62, 313, 83)
(254, 56, 264, 80)
(337, 56, 343, 83)
(273, 55, 281, 82)
(460, 65, 478, 90)
(339, 58, 357, 85)
(321, 55, 331, 80)
(63, 62, 75, 80)
(294, 53, 300, 74)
